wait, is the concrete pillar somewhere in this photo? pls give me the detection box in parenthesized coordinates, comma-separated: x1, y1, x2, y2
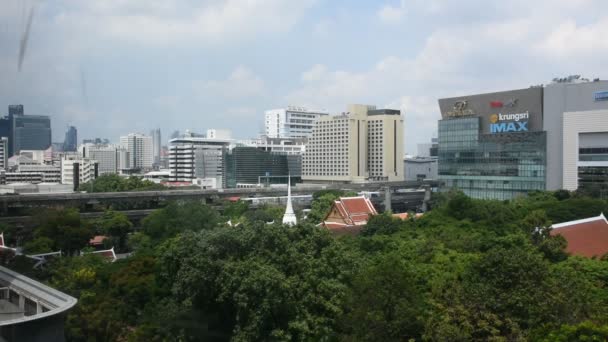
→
(422, 186, 431, 212)
(384, 186, 392, 213)
(36, 301, 42, 314)
(18, 294, 24, 310)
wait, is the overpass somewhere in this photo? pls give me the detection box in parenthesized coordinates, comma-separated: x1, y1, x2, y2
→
(0, 180, 440, 216)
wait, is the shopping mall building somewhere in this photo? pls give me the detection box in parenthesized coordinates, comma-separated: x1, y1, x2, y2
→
(437, 78, 608, 200)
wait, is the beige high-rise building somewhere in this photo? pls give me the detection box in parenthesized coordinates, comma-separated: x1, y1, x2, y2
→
(302, 104, 404, 183)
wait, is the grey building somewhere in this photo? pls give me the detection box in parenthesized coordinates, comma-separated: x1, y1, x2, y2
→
(437, 87, 546, 200)
(543, 79, 608, 191)
(63, 126, 77, 152)
(8, 106, 51, 156)
(151, 128, 161, 166)
(0, 137, 7, 170)
(404, 157, 438, 181)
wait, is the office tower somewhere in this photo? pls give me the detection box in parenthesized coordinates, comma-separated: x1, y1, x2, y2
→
(265, 106, 329, 139)
(120, 133, 153, 170)
(168, 136, 230, 186)
(0, 137, 7, 170)
(151, 128, 161, 166)
(302, 104, 404, 183)
(63, 126, 77, 152)
(61, 155, 98, 190)
(7, 105, 51, 156)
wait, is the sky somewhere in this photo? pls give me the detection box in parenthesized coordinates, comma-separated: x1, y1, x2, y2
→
(1, 0, 607, 154)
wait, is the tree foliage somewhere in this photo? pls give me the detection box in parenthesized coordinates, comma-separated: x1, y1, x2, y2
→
(6, 189, 608, 341)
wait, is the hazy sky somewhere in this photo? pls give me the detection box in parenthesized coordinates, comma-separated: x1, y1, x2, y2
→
(1, 0, 607, 153)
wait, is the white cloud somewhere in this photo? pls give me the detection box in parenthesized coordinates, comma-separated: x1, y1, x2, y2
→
(536, 18, 608, 59)
(377, 1, 406, 24)
(55, 0, 318, 46)
(199, 65, 266, 99)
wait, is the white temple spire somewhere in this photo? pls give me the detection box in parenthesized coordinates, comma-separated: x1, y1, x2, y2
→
(282, 174, 297, 226)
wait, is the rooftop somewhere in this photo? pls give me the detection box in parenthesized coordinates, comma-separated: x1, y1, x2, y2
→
(551, 213, 608, 258)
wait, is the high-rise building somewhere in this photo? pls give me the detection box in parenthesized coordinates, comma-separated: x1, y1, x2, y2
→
(437, 78, 608, 199)
(151, 128, 161, 166)
(120, 133, 153, 171)
(265, 106, 329, 139)
(0, 137, 7, 170)
(168, 136, 230, 186)
(80, 143, 128, 175)
(8, 105, 51, 156)
(61, 155, 98, 190)
(302, 104, 404, 183)
(63, 126, 77, 152)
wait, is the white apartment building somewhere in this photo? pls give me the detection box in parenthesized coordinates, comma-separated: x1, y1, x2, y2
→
(0, 137, 7, 170)
(80, 143, 130, 175)
(120, 133, 153, 170)
(61, 156, 98, 187)
(265, 106, 329, 139)
(302, 104, 404, 183)
(168, 137, 231, 186)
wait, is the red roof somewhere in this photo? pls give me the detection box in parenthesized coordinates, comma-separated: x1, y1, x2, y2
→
(550, 214, 608, 258)
(322, 196, 377, 234)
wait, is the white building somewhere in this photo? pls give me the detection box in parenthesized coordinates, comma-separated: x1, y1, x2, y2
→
(120, 133, 153, 171)
(80, 143, 130, 175)
(302, 104, 404, 183)
(168, 137, 231, 186)
(16, 164, 61, 183)
(265, 106, 329, 139)
(239, 136, 306, 155)
(0, 137, 7, 170)
(61, 156, 98, 187)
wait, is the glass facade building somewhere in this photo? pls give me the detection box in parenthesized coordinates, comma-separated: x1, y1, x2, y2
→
(438, 117, 546, 199)
(224, 147, 301, 188)
(437, 87, 546, 200)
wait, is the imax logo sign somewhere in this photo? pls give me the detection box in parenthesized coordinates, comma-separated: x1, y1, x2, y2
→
(490, 121, 528, 133)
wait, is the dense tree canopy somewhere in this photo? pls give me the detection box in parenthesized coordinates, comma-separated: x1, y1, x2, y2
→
(78, 174, 166, 192)
(2, 191, 608, 341)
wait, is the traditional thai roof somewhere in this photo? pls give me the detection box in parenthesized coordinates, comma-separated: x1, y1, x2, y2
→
(550, 213, 608, 258)
(83, 247, 117, 262)
(322, 196, 377, 234)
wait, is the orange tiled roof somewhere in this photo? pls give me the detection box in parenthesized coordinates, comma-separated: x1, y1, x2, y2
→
(392, 212, 424, 220)
(550, 214, 608, 258)
(322, 196, 377, 234)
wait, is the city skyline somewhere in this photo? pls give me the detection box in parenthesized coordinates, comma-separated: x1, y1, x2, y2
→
(1, 0, 607, 153)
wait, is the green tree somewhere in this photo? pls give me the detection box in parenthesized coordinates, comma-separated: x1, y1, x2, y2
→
(340, 252, 424, 341)
(33, 208, 93, 254)
(94, 210, 133, 252)
(361, 212, 402, 236)
(142, 201, 220, 240)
